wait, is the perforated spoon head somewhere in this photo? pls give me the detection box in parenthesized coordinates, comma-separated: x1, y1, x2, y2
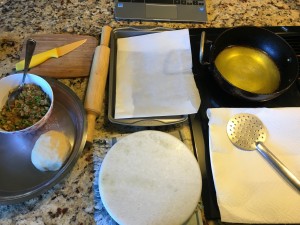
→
(227, 113, 267, 151)
(227, 113, 300, 191)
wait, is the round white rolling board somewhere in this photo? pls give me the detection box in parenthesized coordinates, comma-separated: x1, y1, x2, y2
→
(99, 130, 202, 225)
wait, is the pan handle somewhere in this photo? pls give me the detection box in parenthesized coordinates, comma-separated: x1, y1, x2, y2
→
(199, 31, 211, 65)
(256, 142, 300, 192)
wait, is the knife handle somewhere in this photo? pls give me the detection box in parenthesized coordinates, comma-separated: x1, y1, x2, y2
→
(84, 25, 112, 144)
(16, 48, 58, 71)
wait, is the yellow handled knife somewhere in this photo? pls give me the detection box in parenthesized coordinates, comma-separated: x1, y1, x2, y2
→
(15, 39, 87, 71)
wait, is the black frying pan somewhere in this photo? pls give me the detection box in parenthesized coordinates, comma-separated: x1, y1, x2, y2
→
(200, 26, 299, 102)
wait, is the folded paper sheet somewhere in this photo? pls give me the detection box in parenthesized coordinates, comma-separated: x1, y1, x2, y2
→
(207, 107, 300, 224)
(115, 29, 200, 119)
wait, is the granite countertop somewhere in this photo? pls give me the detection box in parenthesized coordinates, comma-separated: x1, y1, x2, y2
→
(0, 0, 299, 224)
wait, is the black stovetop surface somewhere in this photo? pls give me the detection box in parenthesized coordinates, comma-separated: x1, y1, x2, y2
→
(188, 26, 300, 220)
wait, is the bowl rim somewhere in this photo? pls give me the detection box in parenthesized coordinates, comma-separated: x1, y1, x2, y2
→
(0, 73, 54, 134)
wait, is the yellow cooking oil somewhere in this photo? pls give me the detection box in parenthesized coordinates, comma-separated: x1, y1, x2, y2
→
(215, 46, 280, 94)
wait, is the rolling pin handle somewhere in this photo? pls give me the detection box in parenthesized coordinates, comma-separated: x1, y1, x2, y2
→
(86, 113, 97, 145)
(100, 25, 112, 46)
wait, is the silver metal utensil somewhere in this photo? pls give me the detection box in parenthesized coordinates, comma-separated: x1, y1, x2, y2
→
(227, 113, 300, 192)
(7, 38, 36, 109)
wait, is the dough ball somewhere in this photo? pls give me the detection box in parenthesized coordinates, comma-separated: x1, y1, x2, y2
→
(31, 130, 71, 171)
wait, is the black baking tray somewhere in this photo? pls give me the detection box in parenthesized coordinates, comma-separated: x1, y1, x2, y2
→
(108, 27, 188, 126)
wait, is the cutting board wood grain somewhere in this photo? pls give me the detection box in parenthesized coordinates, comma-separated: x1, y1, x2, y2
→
(19, 34, 98, 78)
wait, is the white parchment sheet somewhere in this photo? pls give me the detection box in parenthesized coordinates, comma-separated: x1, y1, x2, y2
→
(115, 29, 200, 119)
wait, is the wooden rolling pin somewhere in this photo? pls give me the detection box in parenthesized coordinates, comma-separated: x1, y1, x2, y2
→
(84, 25, 112, 145)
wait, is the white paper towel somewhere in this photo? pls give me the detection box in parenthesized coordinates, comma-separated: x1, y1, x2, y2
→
(207, 107, 300, 224)
(115, 29, 200, 119)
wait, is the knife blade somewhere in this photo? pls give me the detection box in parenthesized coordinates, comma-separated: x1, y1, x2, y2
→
(15, 39, 87, 71)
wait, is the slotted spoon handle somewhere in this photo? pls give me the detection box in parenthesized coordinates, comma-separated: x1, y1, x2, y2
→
(256, 142, 300, 192)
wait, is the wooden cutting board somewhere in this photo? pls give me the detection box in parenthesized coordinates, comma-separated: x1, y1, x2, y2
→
(19, 34, 98, 78)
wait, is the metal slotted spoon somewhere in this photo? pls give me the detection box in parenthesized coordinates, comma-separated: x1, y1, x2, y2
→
(227, 113, 300, 192)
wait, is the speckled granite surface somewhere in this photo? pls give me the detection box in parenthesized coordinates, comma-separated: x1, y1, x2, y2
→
(0, 0, 299, 224)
